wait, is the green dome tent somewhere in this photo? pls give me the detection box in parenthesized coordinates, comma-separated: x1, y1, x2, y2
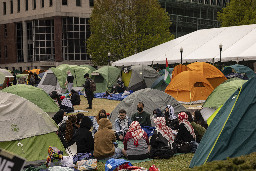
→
(91, 66, 121, 93)
(2, 84, 59, 113)
(51, 64, 96, 88)
(190, 76, 256, 168)
(201, 78, 247, 122)
(222, 64, 255, 80)
(203, 78, 247, 109)
(0, 92, 65, 161)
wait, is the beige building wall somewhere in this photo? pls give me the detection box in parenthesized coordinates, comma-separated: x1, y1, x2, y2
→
(0, 0, 92, 24)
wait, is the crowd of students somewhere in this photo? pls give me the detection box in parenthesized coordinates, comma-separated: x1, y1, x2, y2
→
(51, 98, 208, 161)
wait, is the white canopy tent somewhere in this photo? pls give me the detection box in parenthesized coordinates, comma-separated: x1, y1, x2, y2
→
(112, 24, 256, 66)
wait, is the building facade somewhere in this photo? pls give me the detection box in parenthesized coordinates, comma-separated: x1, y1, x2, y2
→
(0, 0, 93, 71)
(0, 0, 231, 71)
(159, 0, 230, 38)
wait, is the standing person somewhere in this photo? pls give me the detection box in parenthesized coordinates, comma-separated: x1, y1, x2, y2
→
(122, 121, 150, 160)
(93, 118, 122, 160)
(115, 109, 132, 141)
(84, 73, 94, 109)
(131, 102, 151, 127)
(28, 72, 35, 86)
(65, 70, 74, 94)
(34, 73, 40, 86)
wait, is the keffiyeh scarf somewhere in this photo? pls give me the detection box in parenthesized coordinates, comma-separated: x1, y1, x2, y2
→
(128, 121, 146, 147)
(178, 112, 196, 140)
(154, 117, 175, 143)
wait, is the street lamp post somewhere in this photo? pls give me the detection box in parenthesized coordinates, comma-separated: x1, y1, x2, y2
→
(180, 47, 183, 64)
(219, 44, 223, 70)
(108, 52, 111, 66)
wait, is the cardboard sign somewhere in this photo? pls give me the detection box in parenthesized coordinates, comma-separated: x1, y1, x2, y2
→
(0, 149, 26, 171)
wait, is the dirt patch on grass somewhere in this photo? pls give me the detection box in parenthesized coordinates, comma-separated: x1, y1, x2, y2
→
(73, 95, 121, 116)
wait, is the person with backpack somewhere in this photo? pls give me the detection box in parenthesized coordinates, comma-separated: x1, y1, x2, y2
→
(84, 73, 95, 109)
(65, 70, 74, 94)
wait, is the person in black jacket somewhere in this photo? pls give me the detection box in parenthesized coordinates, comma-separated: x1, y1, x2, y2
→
(70, 89, 81, 106)
(84, 73, 93, 109)
(72, 116, 94, 153)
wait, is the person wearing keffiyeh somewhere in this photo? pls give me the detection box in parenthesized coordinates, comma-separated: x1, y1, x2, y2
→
(153, 117, 175, 144)
(122, 121, 150, 160)
(175, 112, 196, 146)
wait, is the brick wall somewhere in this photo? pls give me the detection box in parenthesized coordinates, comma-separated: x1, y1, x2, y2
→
(0, 23, 17, 64)
(54, 16, 63, 62)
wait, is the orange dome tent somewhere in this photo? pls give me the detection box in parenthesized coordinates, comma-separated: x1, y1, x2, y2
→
(165, 71, 214, 103)
(187, 62, 227, 89)
(172, 64, 188, 79)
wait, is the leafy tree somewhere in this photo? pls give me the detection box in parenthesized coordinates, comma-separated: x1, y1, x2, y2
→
(218, 0, 256, 27)
(87, 0, 174, 65)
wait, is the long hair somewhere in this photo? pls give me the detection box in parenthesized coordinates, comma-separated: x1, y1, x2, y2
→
(65, 115, 77, 142)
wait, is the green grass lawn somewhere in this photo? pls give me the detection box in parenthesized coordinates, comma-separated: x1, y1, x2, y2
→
(96, 153, 194, 170)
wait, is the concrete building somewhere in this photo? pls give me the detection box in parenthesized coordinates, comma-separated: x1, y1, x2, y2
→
(0, 0, 94, 71)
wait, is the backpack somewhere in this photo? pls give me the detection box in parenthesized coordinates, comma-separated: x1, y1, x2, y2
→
(89, 79, 96, 92)
(150, 131, 176, 159)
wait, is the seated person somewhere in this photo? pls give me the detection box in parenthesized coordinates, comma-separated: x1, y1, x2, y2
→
(72, 116, 94, 154)
(150, 117, 176, 159)
(60, 96, 74, 113)
(115, 109, 132, 141)
(175, 112, 196, 153)
(96, 109, 108, 123)
(193, 110, 208, 129)
(131, 102, 151, 127)
(122, 121, 150, 160)
(52, 110, 65, 125)
(93, 118, 122, 160)
(153, 108, 163, 118)
(70, 89, 81, 106)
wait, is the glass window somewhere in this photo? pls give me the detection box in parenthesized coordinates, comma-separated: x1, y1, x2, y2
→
(49, 0, 53, 6)
(10, 0, 13, 14)
(26, 0, 28, 10)
(76, 0, 81, 6)
(41, 0, 44, 7)
(4, 25, 7, 38)
(33, 0, 36, 9)
(17, 0, 20, 12)
(62, 0, 67, 5)
(3, 2, 6, 15)
(89, 0, 94, 7)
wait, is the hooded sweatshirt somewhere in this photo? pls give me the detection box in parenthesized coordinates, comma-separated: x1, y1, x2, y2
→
(73, 116, 94, 153)
(93, 118, 116, 159)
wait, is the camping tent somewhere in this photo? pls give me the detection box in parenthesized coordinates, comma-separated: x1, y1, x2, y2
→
(172, 64, 188, 79)
(190, 76, 256, 167)
(0, 92, 65, 161)
(110, 88, 186, 126)
(51, 64, 96, 88)
(91, 66, 121, 93)
(0, 68, 13, 85)
(165, 71, 214, 103)
(2, 84, 59, 113)
(37, 69, 62, 94)
(122, 65, 159, 92)
(203, 78, 247, 109)
(151, 75, 169, 91)
(222, 64, 255, 80)
(113, 24, 256, 66)
(187, 62, 227, 88)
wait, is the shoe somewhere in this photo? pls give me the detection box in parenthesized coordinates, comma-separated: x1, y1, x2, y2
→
(86, 107, 92, 109)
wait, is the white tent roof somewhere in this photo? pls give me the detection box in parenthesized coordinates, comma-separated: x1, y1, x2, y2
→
(113, 24, 256, 66)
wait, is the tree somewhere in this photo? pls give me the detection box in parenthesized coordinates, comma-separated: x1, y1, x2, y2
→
(218, 0, 256, 27)
(87, 0, 174, 65)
